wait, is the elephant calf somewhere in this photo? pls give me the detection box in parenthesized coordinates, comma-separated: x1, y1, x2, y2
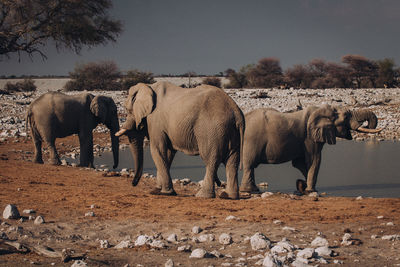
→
(26, 92, 120, 168)
(239, 104, 382, 194)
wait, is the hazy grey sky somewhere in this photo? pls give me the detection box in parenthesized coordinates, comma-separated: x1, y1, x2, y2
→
(1, 0, 399, 76)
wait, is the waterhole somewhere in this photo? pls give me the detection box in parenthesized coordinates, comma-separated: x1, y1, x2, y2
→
(67, 141, 400, 198)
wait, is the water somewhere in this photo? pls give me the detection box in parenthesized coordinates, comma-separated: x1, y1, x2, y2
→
(70, 141, 400, 198)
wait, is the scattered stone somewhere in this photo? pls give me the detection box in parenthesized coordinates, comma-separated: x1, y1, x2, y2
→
(71, 260, 88, 267)
(333, 259, 344, 264)
(270, 245, 287, 254)
(355, 196, 363, 200)
(34, 215, 45, 225)
(84, 211, 95, 217)
(250, 233, 271, 250)
(386, 222, 394, 226)
(225, 215, 239, 221)
(219, 233, 233, 245)
(165, 258, 174, 267)
(135, 235, 152, 246)
(377, 215, 384, 219)
(261, 192, 274, 198)
(209, 250, 223, 258)
(315, 246, 333, 257)
(277, 240, 295, 252)
(150, 239, 167, 249)
(192, 226, 202, 234)
(311, 236, 329, 247)
(115, 240, 134, 249)
(3, 204, 20, 219)
(341, 233, 354, 246)
(22, 209, 35, 214)
(263, 253, 281, 267)
(100, 240, 111, 248)
(167, 233, 178, 243)
(273, 220, 282, 225)
(177, 244, 192, 252)
(190, 248, 208, 258)
(282, 226, 296, 232)
(297, 248, 315, 259)
(180, 178, 192, 185)
(381, 234, 400, 241)
(198, 234, 215, 243)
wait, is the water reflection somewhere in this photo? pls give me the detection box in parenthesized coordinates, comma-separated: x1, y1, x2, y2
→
(67, 141, 400, 198)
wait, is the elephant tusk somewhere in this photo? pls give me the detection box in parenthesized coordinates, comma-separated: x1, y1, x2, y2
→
(356, 127, 384, 134)
(115, 128, 128, 136)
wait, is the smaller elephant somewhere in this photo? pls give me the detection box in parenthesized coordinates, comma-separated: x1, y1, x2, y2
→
(239, 104, 383, 194)
(26, 92, 120, 168)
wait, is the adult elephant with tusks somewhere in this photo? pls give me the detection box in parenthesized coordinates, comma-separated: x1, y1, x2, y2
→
(26, 92, 120, 168)
(239, 104, 383, 195)
(116, 81, 245, 199)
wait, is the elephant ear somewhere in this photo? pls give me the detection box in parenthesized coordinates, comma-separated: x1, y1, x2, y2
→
(126, 83, 155, 129)
(90, 96, 108, 123)
(307, 106, 337, 145)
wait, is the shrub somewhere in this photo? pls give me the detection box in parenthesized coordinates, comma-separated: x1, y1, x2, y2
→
(202, 77, 221, 88)
(64, 61, 121, 91)
(246, 58, 283, 88)
(121, 70, 155, 90)
(3, 78, 36, 92)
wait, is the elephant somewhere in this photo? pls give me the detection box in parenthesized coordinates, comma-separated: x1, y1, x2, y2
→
(26, 92, 120, 168)
(239, 104, 383, 194)
(115, 81, 244, 199)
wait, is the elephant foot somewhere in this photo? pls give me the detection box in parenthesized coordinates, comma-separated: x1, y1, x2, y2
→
(239, 183, 260, 194)
(150, 188, 177, 196)
(34, 158, 44, 164)
(219, 190, 239, 200)
(296, 179, 307, 195)
(195, 188, 216, 198)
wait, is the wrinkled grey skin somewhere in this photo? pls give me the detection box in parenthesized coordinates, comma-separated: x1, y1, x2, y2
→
(26, 92, 119, 168)
(117, 81, 244, 199)
(239, 104, 380, 194)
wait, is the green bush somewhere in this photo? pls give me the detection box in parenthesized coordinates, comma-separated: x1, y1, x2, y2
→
(121, 70, 155, 90)
(3, 78, 36, 92)
(64, 61, 122, 91)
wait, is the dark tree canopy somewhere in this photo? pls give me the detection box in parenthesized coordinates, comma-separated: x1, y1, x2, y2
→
(0, 0, 122, 60)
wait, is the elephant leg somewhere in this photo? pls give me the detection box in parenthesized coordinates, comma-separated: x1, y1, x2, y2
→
(79, 132, 94, 168)
(304, 144, 323, 192)
(292, 158, 308, 193)
(46, 138, 61, 165)
(195, 161, 218, 198)
(240, 167, 260, 193)
(32, 134, 43, 164)
(150, 144, 176, 196)
(223, 151, 240, 199)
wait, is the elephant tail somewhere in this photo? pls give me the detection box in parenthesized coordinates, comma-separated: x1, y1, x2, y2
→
(235, 111, 245, 171)
(25, 108, 32, 140)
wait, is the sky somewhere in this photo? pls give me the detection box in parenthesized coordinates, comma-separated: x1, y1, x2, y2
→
(1, 0, 400, 76)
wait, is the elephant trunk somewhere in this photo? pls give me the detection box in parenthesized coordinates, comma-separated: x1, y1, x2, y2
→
(109, 119, 120, 169)
(129, 134, 144, 186)
(349, 109, 383, 133)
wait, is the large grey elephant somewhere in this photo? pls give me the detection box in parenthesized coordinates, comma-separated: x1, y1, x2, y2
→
(239, 104, 382, 194)
(116, 81, 244, 199)
(26, 92, 119, 168)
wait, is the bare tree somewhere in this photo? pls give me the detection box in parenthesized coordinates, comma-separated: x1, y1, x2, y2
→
(284, 64, 313, 88)
(247, 57, 283, 88)
(376, 58, 396, 88)
(0, 0, 122, 60)
(342, 54, 378, 88)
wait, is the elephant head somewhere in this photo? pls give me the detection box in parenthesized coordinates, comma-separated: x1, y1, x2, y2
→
(307, 104, 382, 145)
(115, 83, 155, 185)
(90, 95, 120, 169)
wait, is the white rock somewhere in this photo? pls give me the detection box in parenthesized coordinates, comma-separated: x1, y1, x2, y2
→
(282, 226, 296, 232)
(198, 234, 215, 242)
(250, 233, 271, 250)
(386, 222, 394, 226)
(315, 246, 332, 257)
(311, 236, 329, 247)
(277, 240, 295, 252)
(22, 209, 35, 214)
(34, 215, 45, 225)
(262, 253, 281, 267)
(150, 240, 166, 248)
(84, 211, 95, 217)
(333, 259, 344, 264)
(377, 215, 384, 219)
(291, 259, 312, 267)
(296, 248, 315, 259)
(261, 192, 274, 198)
(99, 240, 110, 248)
(225, 215, 239, 221)
(341, 233, 354, 246)
(177, 244, 192, 252)
(270, 245, 287, 254)
(355, 196, 363, 200)
(165, 258, 174, 267)
(114, 240, 134, 249)
(219, 233, 233, 245)
(209, 250, 223, 258)
(3, 204, 20, 219)
(381, 234, 400, 241)
(71, 260, 88, 267)
(192, 226, 202, 234)
(135, 235, 151, 246)
(167, 233, 178, 243)
(273, 220, 282, 225)
(190, 248, 208, 258)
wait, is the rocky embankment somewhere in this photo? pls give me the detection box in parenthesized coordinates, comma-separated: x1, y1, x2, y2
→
(1, 83, 400, 141)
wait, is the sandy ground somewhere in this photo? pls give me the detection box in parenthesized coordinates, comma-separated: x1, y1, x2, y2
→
(0, 134, 400, 267)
